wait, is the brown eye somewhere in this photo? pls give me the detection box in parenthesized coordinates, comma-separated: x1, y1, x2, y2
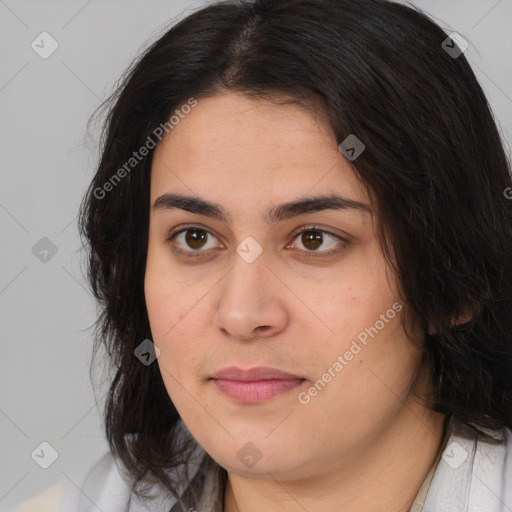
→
(287, 225, 351, 259)
(168, 226, 222, 254)
(291, 227, 342, 255)
(184, 228, 209, 250)
(301, 230, 324, 251)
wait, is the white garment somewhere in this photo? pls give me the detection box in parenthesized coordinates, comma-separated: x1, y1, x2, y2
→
(422, 420, 512, 511)
(18, 417, 512, 512)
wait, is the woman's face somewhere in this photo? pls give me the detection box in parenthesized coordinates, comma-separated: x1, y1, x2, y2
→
(145, 91, 426, 479)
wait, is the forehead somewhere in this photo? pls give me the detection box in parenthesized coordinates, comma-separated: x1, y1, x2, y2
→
(150, 92, 371, 213)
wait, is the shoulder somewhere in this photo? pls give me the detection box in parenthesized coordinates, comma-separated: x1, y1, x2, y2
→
(7, 483, 63, 512)
(5, 452, 129, 512)
(57, 423, 211, 512)
(468, 425, 512, 506)
(56, 451, 133, 512)
(423, 420, 512, 512)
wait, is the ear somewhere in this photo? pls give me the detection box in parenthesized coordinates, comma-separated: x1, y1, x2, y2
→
(450, 313, 472, 328)
(427, 313, 473, 335)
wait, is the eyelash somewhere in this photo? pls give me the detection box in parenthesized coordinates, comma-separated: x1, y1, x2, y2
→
(165, 224, 351, 260)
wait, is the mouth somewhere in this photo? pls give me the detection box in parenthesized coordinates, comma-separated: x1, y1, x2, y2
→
(210, 366, 306, 403)
(211, 378, 306, 402)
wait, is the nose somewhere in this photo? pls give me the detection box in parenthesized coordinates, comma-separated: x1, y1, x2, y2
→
(214, 249, 288, 342)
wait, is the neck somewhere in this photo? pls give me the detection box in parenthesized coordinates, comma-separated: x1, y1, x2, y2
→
(223, 407, 447, 512)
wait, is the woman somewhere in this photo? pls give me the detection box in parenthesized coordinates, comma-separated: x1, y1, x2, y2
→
(61, 0, 512, 510)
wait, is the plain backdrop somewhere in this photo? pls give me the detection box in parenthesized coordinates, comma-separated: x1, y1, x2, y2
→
(1, 0, 511, 509)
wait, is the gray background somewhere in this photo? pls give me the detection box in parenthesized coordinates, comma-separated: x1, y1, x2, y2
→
(1, 0, 511, 509)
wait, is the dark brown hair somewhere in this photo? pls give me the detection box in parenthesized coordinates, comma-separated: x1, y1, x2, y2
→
(79, 0, 512, 503)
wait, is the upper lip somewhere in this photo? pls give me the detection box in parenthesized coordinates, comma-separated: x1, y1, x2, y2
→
(212, 366, 304, 381)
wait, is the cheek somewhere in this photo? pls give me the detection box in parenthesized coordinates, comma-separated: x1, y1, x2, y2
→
(144, 273, 173, 340)
(300, 253, 419, 419)
(300, 268, 399, 351)
(144, 262, 208, 384)
(144, 243, 192, 337)
(299, 317, 422, 441)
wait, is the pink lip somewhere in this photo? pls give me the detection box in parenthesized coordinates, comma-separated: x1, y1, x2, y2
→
(212, 366, 303, 381)
(211, 366, 305, 403)
(213, 378, 305, 402)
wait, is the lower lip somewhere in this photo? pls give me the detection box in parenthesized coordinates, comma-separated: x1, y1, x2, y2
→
(213, 378, 305, 402)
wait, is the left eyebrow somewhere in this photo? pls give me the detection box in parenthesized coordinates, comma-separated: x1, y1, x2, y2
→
(152, 193, 373, 224)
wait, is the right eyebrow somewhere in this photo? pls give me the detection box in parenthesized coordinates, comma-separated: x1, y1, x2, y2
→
(152, 192, 373, 225)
